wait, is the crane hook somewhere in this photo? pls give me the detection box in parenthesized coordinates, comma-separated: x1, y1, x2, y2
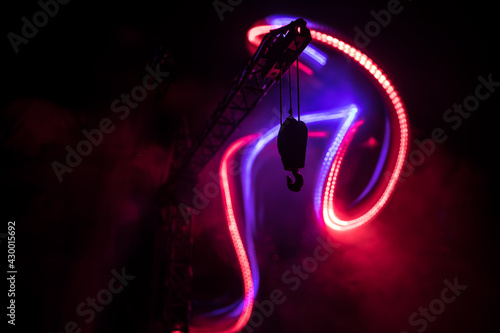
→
(286, 169, 304, 192)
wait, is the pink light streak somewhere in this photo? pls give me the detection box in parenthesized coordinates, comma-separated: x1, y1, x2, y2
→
(217, 134, 259, 333)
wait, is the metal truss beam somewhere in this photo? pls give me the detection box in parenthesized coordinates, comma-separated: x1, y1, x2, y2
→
(153, 18, 311, 333)
(175, 18, 312, 177)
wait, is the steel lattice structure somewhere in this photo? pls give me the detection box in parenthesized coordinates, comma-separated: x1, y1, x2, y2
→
(153, 19, 311, 333)
(175, 18, 311, 178)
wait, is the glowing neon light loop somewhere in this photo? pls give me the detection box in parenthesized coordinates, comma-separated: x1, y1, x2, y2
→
(196, 18, 409, 332)
(247, 20, 409, 231)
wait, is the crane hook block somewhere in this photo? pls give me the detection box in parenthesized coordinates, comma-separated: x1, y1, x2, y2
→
(277, 116, 308, 192)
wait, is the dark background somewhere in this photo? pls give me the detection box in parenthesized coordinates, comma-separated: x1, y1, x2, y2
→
(1, 0, 499, 332)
